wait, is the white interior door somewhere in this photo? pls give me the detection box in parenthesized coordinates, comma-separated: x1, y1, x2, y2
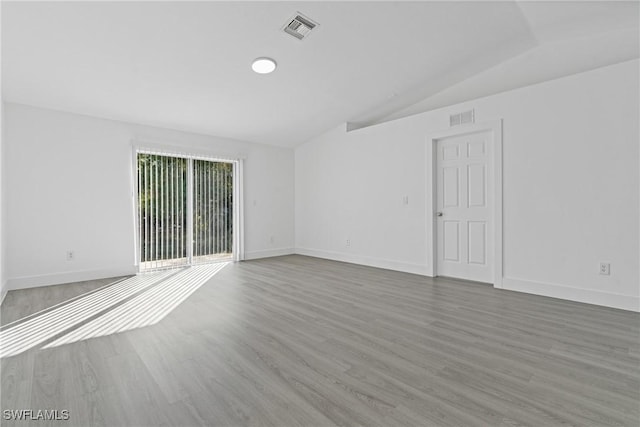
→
(436, 131, 493, 283)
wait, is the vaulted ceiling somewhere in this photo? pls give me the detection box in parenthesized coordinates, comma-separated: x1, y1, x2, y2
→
(2, 1, 638, 147)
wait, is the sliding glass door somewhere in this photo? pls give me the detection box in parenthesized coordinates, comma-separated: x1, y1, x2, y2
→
(136, 152, 235, 272)
(192, 159, 233, 264)
(137, 154, 188, 271)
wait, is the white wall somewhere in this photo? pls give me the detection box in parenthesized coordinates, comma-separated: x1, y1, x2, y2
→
(4, 103, 294, 289)
(1, 100, 5, 304)
(1, 0, 5, 304)
(296, 59, 640, 311)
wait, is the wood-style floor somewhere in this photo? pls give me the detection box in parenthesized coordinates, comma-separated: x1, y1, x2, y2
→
(1, 255, 639, 426)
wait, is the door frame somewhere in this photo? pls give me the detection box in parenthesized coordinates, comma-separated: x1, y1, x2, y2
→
(427, 119, 503, 288)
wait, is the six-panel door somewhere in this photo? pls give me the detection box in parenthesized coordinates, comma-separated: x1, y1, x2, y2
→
(436, 131, 493, 283)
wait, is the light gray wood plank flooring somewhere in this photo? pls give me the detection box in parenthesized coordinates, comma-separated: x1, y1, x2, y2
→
(1, 255, 639, 426)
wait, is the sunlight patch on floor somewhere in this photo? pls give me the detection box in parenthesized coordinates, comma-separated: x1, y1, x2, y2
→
(0, 263, 227, 357)
(44, 263, 227, 349)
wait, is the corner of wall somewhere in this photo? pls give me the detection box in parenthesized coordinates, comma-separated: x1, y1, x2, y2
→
(245, 248, 295, 260)
(0, 97, 5, 306)
(1, 1, 5, 304)
(0, 286, 7, 307)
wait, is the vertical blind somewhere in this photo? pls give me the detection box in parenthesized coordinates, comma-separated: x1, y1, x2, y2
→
(192, 159, 233, 263)
(136, 151, 234, 272)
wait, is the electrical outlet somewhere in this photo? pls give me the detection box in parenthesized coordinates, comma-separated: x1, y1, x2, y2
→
(402, 195, 409, 205)
(66, 250, 75, 261)
(599, 262, 610, 275)
(346, 239, 351, 247)
(269, 236, 275, 244)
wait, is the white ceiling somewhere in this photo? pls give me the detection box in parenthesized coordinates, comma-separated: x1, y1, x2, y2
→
(2, 1, 638, 147)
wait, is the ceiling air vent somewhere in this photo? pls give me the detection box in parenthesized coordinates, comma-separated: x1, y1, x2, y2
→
(450, 109, 475, 127)
(284, 13, 318, 40)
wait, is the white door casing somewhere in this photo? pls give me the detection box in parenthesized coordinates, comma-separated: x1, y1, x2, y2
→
(430, 121, 502, 285)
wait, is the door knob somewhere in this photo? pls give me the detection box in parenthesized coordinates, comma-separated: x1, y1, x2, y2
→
(436, 212, 443, 217)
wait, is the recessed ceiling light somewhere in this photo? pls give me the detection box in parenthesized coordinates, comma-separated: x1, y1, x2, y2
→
(252, 57, 277, 74)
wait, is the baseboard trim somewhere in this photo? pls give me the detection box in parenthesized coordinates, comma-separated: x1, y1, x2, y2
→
(293, 249, 637, 312)
(6, 266, 137, 291)
(244, 248, 295, 261)
(7, 260, 634, 311)
(502, 276, 639, 312)
(295, 247, 430, 276)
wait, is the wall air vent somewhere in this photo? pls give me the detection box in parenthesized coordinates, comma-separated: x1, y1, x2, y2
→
(450, 109, 475, 127)
(284, 13, 318, 40)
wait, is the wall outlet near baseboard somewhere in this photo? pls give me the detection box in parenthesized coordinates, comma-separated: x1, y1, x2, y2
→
(66, 250, 75, 261)
(599, 262, 610, 275)
(346, 239, 351, 247)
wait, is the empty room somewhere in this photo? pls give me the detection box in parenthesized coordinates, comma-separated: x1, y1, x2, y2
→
(0, 1, 639, 426)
